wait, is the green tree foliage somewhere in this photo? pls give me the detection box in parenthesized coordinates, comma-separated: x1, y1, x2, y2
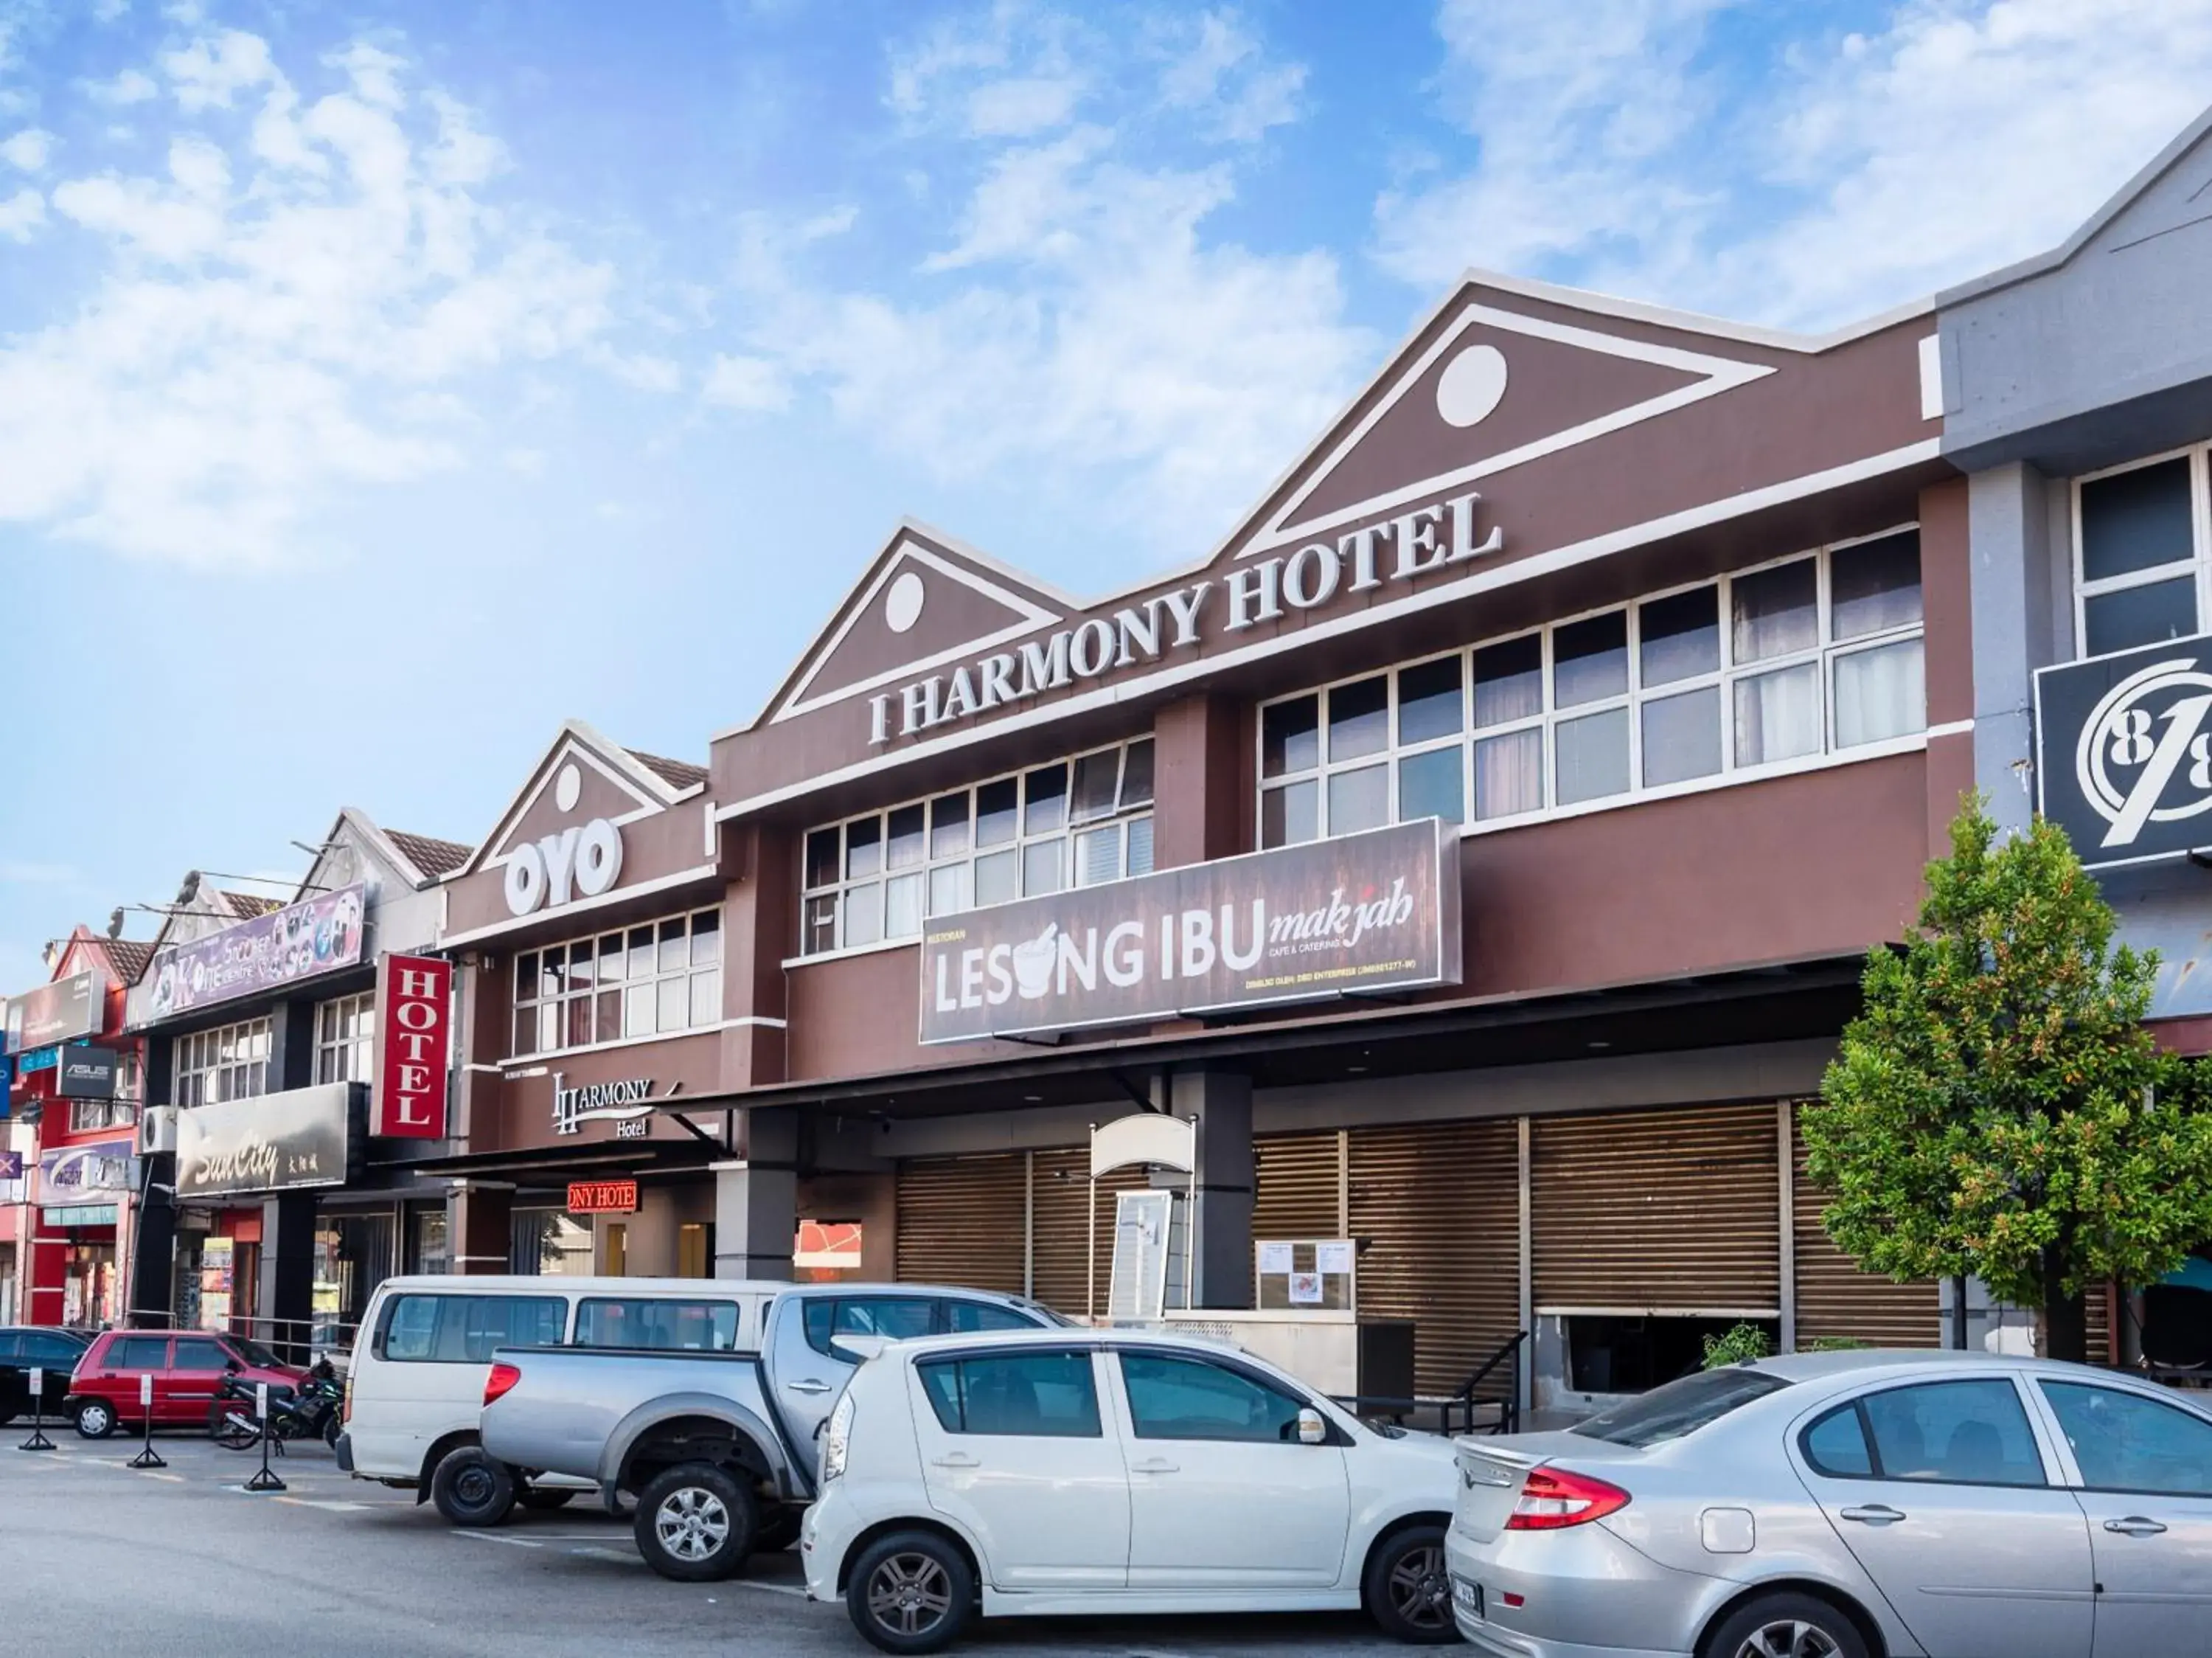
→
(1701, 1322, 1774, 1369)
(1802, 796, 2212, 1362)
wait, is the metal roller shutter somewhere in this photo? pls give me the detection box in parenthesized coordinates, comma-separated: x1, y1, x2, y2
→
(1252, 1131, 1343, 1243)
(1347, 1119, 1520, 1398)
(1532, 1104, 1780, 1314)
(1790, 1110, 1939, 1348)
(1029, 1148, 1146, 1319)
(894, 1154, 1026, 1296)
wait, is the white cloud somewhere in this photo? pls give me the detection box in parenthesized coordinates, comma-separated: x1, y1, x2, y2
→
(700, 351, 790, 412)
(0, 30, 620, 566)
(967, 74, 1084, 137)
(87, 68, 159, 105)
(1378, 0, 2212, 330)
(1158, 11, 1306, 143)
(1, 128, 53, 171)
(0, 859, 76, 885)
(0, 187, 42, 240)
(502, 446, 545, 475)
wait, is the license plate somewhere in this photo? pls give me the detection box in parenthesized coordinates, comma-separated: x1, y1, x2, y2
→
(1453, 1578, 1485, 1619)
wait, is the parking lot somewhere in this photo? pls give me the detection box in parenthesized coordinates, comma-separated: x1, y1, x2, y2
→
(0, 1431, 1411, 1658)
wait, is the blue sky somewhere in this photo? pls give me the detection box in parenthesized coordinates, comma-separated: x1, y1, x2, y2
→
(4, 0, 2211, 989)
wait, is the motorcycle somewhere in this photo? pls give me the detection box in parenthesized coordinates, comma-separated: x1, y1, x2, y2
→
(207, 1365, 345, 1454)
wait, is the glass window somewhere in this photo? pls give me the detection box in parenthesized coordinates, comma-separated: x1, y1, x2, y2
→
(928, 863, 969, 918)
(1075, 823, 1124, 886)
(1119, 1352, 1309, 1443)
(886, 805, 925, 870)
(945, 1300, 1039, 1333)
(380, 1295, 439, 1362)
(803, 1297, 938, 1357)
(2085, 576, 2197, 656)
(1326, 677, 1390, 762)
(1397, 656, 1464, 746)
(1473, 636, 1543, 727)
(1572, 1368, 1791, 1447)
(1126, 816, 1155, 876)
(1735, 662, 1823, 767)
(1642, 686, 1721, 787)
(1474, 729, 1543, 820)
(804, 828, 840, 890)
(2081, 457, 2194, 583)
(2040, 1382, 2212, 1497)
(917, 1350, 1102, 1437)
(1802, 1403, 1876, 1477)
(1071, 749, 1121, 822)
(974, 849, 1018, 906)
(1022, 839, 1064, 896)
(107, 1336, 169, 1370)
(1556, 707, 1629, 805)
(975, 779, 1019, 847)
(1553, 611, 1628, 708)
(1119, 738, 1155, 806)
(845, 816, 883, 880)
(1831, 533, 1923, 639)
(1024, 766, 1068, 835)
(1834, 639, 1925, 749)
(1327, 763, 1389, 833)
(1261, 778, 1319, 848)
(1262, 696, 1320, 777)
(510, 910, 720, 1054)
(885, 873, 922, 940)
(1398, 746, 1465, 825)
(170, 1339, 229, 1372)
(1641, 586, 1719, 686)
(1859, 1380, 2046, 1486)
(929, 794, 970, 860)
(574, 1298, 741, 1352)
(1733, 559, 1819, 662)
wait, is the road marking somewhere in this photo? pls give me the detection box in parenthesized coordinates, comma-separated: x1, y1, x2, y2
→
(452, 1531, 545, 1548)
(723, 1578, 807, 1598)
(273, 1496, 372, 1511)
(134, 1471, 186, 1483)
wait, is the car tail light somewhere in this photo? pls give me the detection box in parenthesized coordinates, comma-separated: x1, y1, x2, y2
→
(483, 1362, 522, 1408)
(1504, 1466, 1631, 1530)
(341, 1375, 354, 1424)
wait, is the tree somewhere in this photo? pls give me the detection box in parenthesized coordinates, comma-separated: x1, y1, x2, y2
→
(1801, 795, 2212, 1363)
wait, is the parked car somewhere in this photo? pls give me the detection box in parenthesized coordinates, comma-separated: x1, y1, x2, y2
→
(476, 1283, 1065, 1575)
(797, 1326, 1464, 1653)
(63, 1329, 306, 1438)
(0, 1326, 95, 1424)
(1446, 1349, 2212, 1658)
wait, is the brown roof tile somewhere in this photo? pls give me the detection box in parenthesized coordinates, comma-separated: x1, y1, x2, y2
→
(216, 891, 286, 919)
(385, 829, 474, 880)
(97, 937, 156, 985)
(627, 748, 707, 791)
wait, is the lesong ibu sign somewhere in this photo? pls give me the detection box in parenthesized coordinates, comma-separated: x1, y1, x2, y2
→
(568, 1178, 639, 1214)
(374, 954, 451, 1138)
(2036, 633, 2212, 869)
(918, 819, 1461, 1044)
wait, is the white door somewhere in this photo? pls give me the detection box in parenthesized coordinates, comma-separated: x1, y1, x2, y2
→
(1109, 1349, 1349, 1589)
(1795, 1376, 2093, 1657)
(2031, 1378, 2212, 1656)
(909, 1347, 1129, 1591)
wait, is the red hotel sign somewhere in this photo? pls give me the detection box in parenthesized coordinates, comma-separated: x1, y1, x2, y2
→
(373, 953, 452, 1138)
(568, 1179, 639, 1215)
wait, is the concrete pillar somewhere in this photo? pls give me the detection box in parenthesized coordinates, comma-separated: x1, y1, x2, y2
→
(713, 1106, 799, 1281)
(128, 1155, 176, 1326)
(1150, 696, 1251, 870)
(1169, 1069, 1254, 1308)
(1968, 461, 2056, 836)
(448, 1181, 513, 1275)
(258, 1191, 318, 1362)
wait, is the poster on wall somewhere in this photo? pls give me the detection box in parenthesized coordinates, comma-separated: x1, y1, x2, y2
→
(199, 1238, 234, 1332)
(145, 884, 366, 1021)
(4, 971, 101, 1050)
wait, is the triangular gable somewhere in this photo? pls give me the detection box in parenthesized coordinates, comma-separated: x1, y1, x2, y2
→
(1237, 293, 1773, 557)
(462, 724, 681, 875)
(765, 526, 1066, 725)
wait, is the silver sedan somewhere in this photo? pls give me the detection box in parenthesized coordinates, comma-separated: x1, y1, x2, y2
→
(1445, 1350, 2212, 1658)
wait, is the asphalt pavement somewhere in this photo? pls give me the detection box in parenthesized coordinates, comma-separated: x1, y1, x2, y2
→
(0, 1426, 1409, 1658)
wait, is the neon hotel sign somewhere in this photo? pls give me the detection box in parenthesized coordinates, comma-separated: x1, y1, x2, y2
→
(868, 492, 1504, 744)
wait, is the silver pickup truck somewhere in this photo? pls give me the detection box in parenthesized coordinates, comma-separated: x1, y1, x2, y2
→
(481, 1282, 1063, 1581)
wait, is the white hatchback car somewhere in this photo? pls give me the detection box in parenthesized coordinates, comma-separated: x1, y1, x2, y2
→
(800, 1326, 1463, 1653)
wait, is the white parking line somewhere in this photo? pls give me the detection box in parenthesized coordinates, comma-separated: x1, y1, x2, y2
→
(452, 1531, 545, 1548)
(273, 1496, 372, 1511)
(722, 1578, 807, 1598)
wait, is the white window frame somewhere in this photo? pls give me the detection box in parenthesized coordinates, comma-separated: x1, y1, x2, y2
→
(174, 1017, 274, 1109)
(314, 991, 378, 1086)
(2071, 443, 2212, 659)
(1259, 527, 1927, 844)
(799, 738, 1156, 958)
(509, 907, 722, 1060)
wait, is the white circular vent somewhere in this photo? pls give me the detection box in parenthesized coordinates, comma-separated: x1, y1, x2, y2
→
(1436, 343, 1509, 429)
(554, 763, 581, 812)
(886, 569, 926, 634)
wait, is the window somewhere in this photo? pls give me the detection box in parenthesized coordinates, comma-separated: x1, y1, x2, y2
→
(1259, 530, 1927, 844)
(801, 738, 1156, 954)
(2040, 1381, 2212, 1496)
(1571, 1366, 1791, 1448)
(21, 1333, 83, 1367)
(69, 1097, 133, 1133)
(574, 1297, 741, 1352)
(509, 908, 720, 1057)
(801, 1296, 938, 1356)
(170, 1339, 230, 1373)
(1821, 1379, 2050, 1487)
(173, 1018, 273, 1109)
(106, 1336, 169, 1370)
(375, 1293, 566, 1363)
(1801, 1403, 1877, 1477)
(314, 991, 378, 1084)
(1119, 1352, 1309, 1443)
(917, 1350, 1102, 1437)
(2076, 451, 2205, 656)
(945, 1300, 1038, 1334)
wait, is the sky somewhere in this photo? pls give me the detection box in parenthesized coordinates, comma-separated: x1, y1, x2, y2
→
(4, 0, 2212, 991)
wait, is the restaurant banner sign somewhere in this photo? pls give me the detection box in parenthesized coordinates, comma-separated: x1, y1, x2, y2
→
(145, 885, 367, 1021)
(175, 1083, 356, 1198)
(918, 819, 1460, 1044)
(4, 971, 102, 1050)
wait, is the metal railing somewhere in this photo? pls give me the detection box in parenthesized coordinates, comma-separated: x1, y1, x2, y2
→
(1332, 1329, 1527, 1437)
(122, 1307, 359, 1367)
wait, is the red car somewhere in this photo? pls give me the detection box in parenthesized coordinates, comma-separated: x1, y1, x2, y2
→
(64, 1329, 306, 1438)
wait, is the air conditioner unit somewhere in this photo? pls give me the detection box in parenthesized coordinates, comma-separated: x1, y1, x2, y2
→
(139, 1106, 178, 1156)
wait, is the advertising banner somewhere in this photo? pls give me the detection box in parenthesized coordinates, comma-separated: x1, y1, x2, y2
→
(145, 885, 366, 1022)
(175, 1083, 354, 1198)
(372, 953, 451, 1138)
(568, 1179, 639, 1214)
(4, 971, 101, 1050)
(2038, 634, 2212, 868)
(56, 1047, 118, 1100)
(36, 1134, 137, 1199)
(917, 819, 1461, 1044)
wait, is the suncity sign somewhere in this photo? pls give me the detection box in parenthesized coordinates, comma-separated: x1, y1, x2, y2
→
(552, 1072, 655, 1137)
(2037, 634, 2212, 868)
(869, 493, 1503, 743)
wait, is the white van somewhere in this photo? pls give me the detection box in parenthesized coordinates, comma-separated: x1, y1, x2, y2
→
(340, 1274, 778, 1526)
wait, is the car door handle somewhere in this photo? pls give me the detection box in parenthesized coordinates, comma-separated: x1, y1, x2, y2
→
(785, 1378, 834, 1396)
(1839, 1505, 1906, 1525)
(2104, 1516, 2168, 1537)
(1130, 1457, 1179, 1474)
(929, 1453, 978, 1469)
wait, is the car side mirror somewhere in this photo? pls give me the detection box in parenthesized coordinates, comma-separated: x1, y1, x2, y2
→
(225, 1360, 242, 1373)
(1296, 1407, 1327, 1446)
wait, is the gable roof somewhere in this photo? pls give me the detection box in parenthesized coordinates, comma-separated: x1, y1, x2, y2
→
(456, 720, 704, 879)
(95, 937, 156, 986)
(385, 828, 474, 880)
(625, 751, 707, 791)
(215, 891, 285, 919)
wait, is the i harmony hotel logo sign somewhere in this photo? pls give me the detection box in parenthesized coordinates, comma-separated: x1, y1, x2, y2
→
(2039, 633, 2212, 867)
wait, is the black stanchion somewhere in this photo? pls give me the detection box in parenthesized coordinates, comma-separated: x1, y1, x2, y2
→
(243, 1382, 285, 1493)
(126, 1373, 166, 1470)
(16, 1367, 56, 1452)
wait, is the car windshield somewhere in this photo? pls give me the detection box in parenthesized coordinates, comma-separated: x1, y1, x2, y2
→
(228, 1336, 284, 1369)
(1571, 1367, 1791, 1448)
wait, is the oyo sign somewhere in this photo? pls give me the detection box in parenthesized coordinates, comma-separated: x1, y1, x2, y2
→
(503, 819, 625, 917)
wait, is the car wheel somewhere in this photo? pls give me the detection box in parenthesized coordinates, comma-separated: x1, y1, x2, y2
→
(1705, 1592, 1870, 1658)
(431, 1446, 517, 1528)
(74, 1400, 116, 1440)
(1362, 1522, 1458, 1644)
(518, 1487, 576, 1511)
(634, 1463, 757, 1582)
(755, 1509, 803, 1552)
(846, 1529, 975, 1656)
